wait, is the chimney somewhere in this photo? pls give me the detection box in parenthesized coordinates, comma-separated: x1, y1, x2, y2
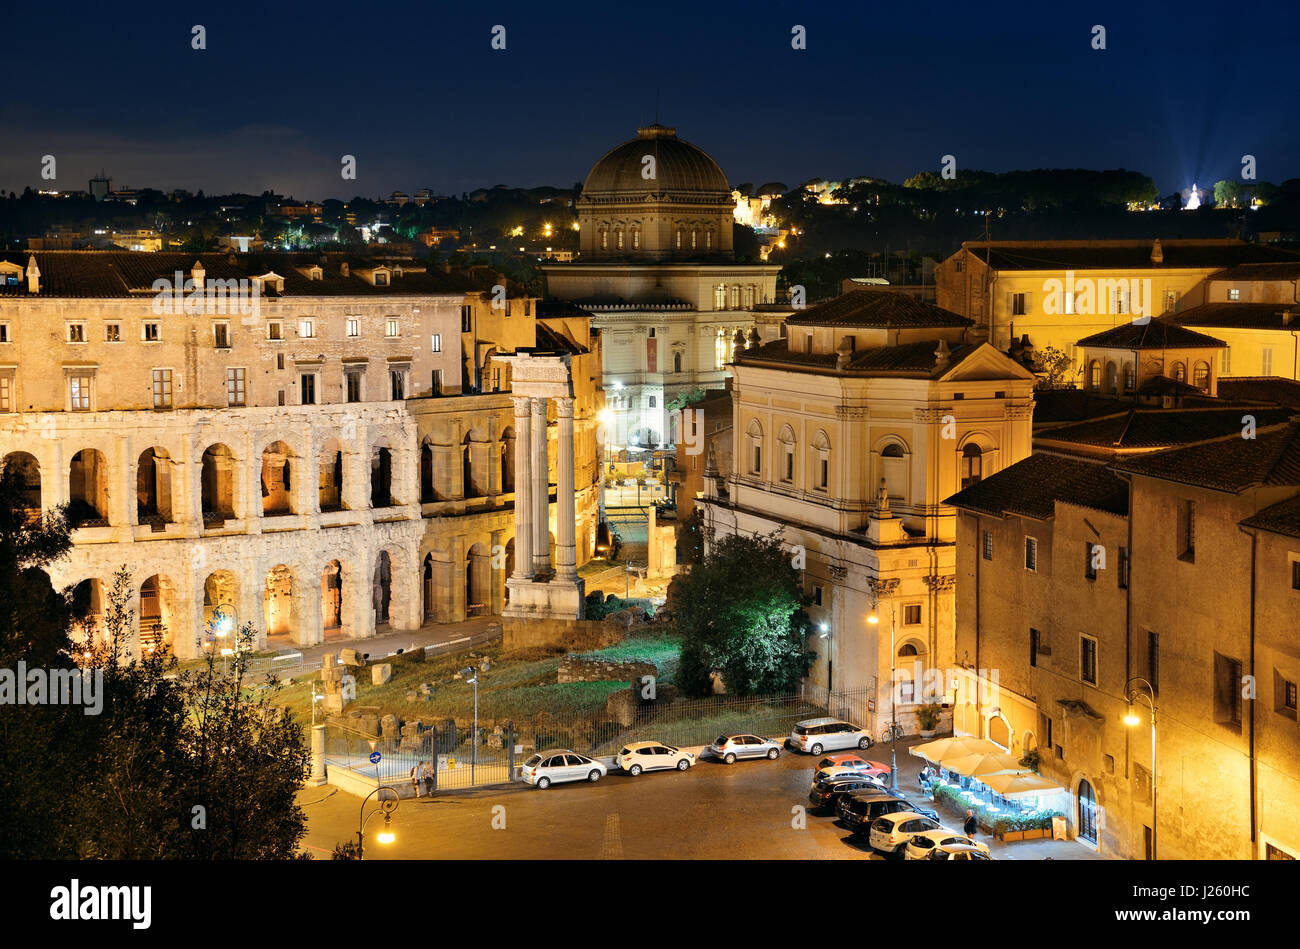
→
(747, 326, 761, 349)
(1150, 239, 1164, 265)
(935, 337, 951, 369)
(191, 260, 205, 290)
(340, 262, 350, 277)
(836, 335, 853, 369)
(1282, 309, 1294, 326)
(25, 255, 39, 294)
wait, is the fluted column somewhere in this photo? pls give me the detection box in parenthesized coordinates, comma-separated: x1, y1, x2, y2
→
(531, 397, 550, 576)
(510, 396, 533, 580)
(555, 398, 578, 579)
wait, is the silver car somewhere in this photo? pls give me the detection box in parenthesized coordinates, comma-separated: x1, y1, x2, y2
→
(520, 749, 607, 789)
(788, 717, 874, 755)
(707, 733, 782, 764)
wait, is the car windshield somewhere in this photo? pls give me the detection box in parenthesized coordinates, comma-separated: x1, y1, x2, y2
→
(524, 755, 541, 767)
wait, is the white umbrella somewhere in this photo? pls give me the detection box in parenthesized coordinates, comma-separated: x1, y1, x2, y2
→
(910, 736, 1002, 763)
(940, 751, 1029, 778)
(981, 771, 1061, 797)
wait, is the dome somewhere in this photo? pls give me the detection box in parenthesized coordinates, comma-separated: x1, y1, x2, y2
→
(581, 125, 731, 196)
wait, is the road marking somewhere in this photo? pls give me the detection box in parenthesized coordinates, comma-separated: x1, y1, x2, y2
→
(600, 813, 624, 859)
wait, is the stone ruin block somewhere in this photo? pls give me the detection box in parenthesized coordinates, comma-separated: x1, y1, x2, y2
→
(339, 648, 364, 668)
(372, 663, 392, 685)
(380, 714, 401, 740)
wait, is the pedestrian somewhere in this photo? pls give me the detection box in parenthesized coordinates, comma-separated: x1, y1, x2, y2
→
(410, 762, 422, 798)
(964, 809, 978, 837)
(421, 759, 435, 797)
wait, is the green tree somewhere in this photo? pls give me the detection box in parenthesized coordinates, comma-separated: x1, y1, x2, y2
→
(671, 531, 814, 697)
(1031, 344, 1075, 389)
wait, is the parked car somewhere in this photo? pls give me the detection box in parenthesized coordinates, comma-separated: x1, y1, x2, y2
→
(904, 829, 990, 860)
(815, 753, 891, 782)
(788, 717, 874, 755)
(707, 733, 782, 764)
(926, 844, 994, 861)
(615, 741, 695, 775)
(836, 790, 939, 832)
(868, 811, 944, 855)
(520, 749, 607, 789)
(807, 774, 886, 813)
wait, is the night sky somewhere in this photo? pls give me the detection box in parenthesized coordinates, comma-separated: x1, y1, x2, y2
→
(2, 0, 1297, 200)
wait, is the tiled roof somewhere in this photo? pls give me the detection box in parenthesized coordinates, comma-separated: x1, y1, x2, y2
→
(944, 453, 1128, 519)
(533, 321, 588, 356)
(785, 289, 971, 328)
(1210, 261, 1300, 282)
(1035, 407, 1294, 452)
(0, 251, 491, 298)
(536, 300, 596, 319)
(1075, 319, 1225, 350)
(736, 338, 978, 377)
(1135, 375, 1205, 397)
(1032, 389, 1129, 426)
(968, 240, 1300, 272)
(1171, 301, 1300, 330)
(1111, 421, 1300, 492)
(1217, 377, 1300, 410)
(1239, 493, 1300, 539)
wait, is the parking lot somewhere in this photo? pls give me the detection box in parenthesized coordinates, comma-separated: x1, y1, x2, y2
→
(299, 737, 1102, 860)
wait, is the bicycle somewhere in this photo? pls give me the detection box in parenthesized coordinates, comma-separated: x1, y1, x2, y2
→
(879, 722, 904, 744)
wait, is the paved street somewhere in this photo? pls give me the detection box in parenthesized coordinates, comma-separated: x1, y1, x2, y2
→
(300, 738, 1102, 860)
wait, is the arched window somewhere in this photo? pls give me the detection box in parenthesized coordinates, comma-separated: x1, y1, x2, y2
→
(746, 419, 763, 476)
(1192, 360, 1210, 389)
(1088, 360, 1101, 390)
(1078, 779, 1099, 843)
(1123, 362, 1136, 392)
(715, 284, 727, 310)
(898, 643, 918, 657)
(1171, 362, 1186, 383)
(812, 430, 831, 491)
(778, 425, 796, 483)
(615, 228, 623, 250)
(881, 441, 907, 504)
(673, 352, 682, 373)
(961, 444, 983, 489)
(600, 227, 608, 250)
(676, 229, 683, 249)
(1105, 360, 1118, 393)
(631, 228, 639, 249)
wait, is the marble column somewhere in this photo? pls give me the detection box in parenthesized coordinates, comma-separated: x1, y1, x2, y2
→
(510, 396, 533, 580)
(531, 396, 550, 577)
(555, 398, 578, 579)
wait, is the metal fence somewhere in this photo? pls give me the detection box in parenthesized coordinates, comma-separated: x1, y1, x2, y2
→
(321, 684, 879, 794)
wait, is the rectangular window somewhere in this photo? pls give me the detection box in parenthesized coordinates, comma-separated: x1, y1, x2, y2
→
(461, 305, 473, 332)
(1080, 635, 1097, 686)
(1228, 288, 1241, 301)
(431, 369, 442, 396)
(1292, 560, 1300, 591)
(67, 323, 86, 343)
(1177, 500, 1195, 562)
(69, 373, 92, 411)
(373, 271, 388, 286)
(213, 322, 230, 348)
(1263, 347, 1273, 375)
(982, 530, 993, 561)
(431, 333, 442, 353)
(1214, 653, 1243, 729)
(812, 585, 823, 607)
(904, 604, 921, 625)
(1085, 543, 1098, 580)
(104, 323, 120, 343)
(1222, 347, 1231, 375)
(492, 368, 501, 391)
(0, 322, 9, 343)
(386, 318, 400, 338)
(784, 450, 793, 482)
(151, 369, 173, 409)
(1025, 536, 1038, 572)
(268, 321, 283, 340)
(298, 319, 314, 339)
(226, 367, 246, 407)
(1029, 628, 1039, 668)
(1011, 292, 1026, 316)
(1148, 631, 1160, 693)
(346, 371, 362, 404)
(1284, 679, 1298, 716)
(346, 318, 360, 338)
(1118, 545, 1130, 589)
(0, 373, 11, 412)
(820, 458, 828, 489)
(753, 445, 762, 474)
(277, 390, 285, 406)
(390, 369, 405, 400)
(142, 321, 160, 342)
(300, 373, 316, 405)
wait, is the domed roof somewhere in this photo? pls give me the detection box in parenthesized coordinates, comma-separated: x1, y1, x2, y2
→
(582, 125, 730, 197)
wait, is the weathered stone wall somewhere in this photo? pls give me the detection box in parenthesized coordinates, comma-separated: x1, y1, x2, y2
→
(558, 656, 656, 684)
(501, 617, 624, 652)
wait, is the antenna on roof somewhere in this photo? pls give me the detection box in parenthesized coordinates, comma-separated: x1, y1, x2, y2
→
(655, 87, 660, 125)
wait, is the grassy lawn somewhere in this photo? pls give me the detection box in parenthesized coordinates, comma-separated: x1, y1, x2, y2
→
(587, 630, 681, 685)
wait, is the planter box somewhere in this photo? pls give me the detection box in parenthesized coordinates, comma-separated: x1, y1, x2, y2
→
(996, 827, 1050, 842)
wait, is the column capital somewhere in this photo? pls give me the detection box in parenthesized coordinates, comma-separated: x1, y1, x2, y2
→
(511, 395, 531, 416)
(554, 396, 574, 417)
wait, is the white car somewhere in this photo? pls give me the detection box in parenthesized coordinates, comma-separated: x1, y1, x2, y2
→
(789, 717, 874, 755)
(707, 733, 782, 764)
(868, 811, 943, 856)
(926, 844, 994, 861)
(520, 749, 607, 789)
(904, 829, 991, 860)
(616, 741, 695, 775)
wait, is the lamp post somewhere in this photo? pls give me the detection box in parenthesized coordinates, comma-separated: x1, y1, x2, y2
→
(818, 623, 830, 693)
(463, 666, 479, 783)
(597, 407, 613, 529)
(868, 577, 901, 792)
(1124, 676, 1158, 860)
(356, 785, 399, 860)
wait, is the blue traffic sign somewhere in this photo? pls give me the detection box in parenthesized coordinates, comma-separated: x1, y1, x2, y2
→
(369, 751, 382, 764)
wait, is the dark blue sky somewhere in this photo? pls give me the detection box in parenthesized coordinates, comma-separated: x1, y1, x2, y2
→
(2, 0, 1296, 200)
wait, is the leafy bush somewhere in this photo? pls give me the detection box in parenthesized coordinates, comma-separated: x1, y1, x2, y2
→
(916, 703, 942, 731)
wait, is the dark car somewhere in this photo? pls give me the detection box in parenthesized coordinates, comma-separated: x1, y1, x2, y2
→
(836, 789, 939, 833)
(806, 773, 886, 813)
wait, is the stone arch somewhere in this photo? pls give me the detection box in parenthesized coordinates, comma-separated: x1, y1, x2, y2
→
(70, 577, 106, 650)
(201, 443, 237, 524)
(1105, 359, 1118, 394)
(370, 438, 394, 508)
(1170, 361, 1187, 384)
(319, 437, 346, 512)
(68, 448, 110, 526)
(372, 550, 392, 627)
(987, 712, 1012, 750)
(136, 446, 174, 526)
(420, 435, 436, 503)
(139, 574, 177, 653)
(2, 451, 42, 513)
(260, 440, 296, 517)
(1087, 359, 1101, 390)
(321, 560, 344, 630)
(203, 570, 240, 645)
(876, 437, 910, 504)
(463, 428, 488, 498)
(1075, 774, 1101, 845)
(466, 542, 490, 616)
(1021, 730, 1038, 757)
(263, 563, 297, 636)
(1192, 359, 1210, 390)
(422, 552, 436, 620)
(500, 426, 516, 493)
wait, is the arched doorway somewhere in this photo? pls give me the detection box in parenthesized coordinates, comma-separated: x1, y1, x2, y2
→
(136, 447, 173, 527)
(420, 440, 435, 503)
(140, 574, 176, 653)
(423, 553, 435, 620)
(373, 551, 391, 627)
(68, 449, 110, 526)
(466, 543, 489, 616)
(989, 715, 1011, 749)
(2, 451, 42, 514)
(371, 443, 394, 508)
(261, 442, 294, 516)
(463, 430, 486, 498)
(319, 440, 345, 512)
(321, 561, 343, 630)
(70, 578, 105, 650)
(1078, 779, 1099, 844)
(960, 444, 983, 489)
(264, 565, 294, 636)
(201, 444, 236, 524)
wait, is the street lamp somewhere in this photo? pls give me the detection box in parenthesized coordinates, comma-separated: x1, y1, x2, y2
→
(868, 578, 901, 792)
(1124, 676, 1158, 860)
(463, 666, 479, 783)
(356, 785, 399, 860)
(597, 407, 614, 529)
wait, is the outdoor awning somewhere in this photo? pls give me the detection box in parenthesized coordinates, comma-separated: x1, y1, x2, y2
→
(909, 736, 1003, 763)
(980, 771, 1063, 798)
(941, 751, 1029, 778)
